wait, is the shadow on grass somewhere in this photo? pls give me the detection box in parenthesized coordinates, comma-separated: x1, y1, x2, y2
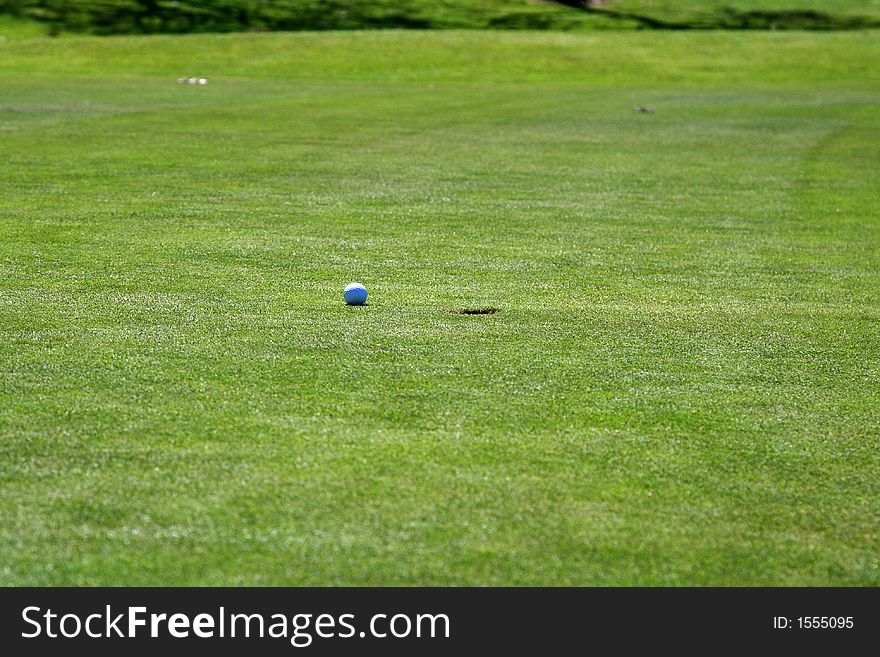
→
(553, 2, 880, 31)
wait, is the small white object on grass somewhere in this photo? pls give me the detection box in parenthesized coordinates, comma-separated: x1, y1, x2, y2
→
(343, 282, 368, 306)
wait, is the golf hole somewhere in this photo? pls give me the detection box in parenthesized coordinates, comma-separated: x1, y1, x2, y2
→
(447, 308, 500, 315)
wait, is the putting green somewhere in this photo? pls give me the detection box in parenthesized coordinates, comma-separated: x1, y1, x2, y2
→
(1, 30, 878, 585)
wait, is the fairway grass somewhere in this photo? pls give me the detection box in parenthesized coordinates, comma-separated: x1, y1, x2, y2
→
(1, 30, 879, 585)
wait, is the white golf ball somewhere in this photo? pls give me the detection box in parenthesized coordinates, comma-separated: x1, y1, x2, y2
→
(343, 282, 368, 305)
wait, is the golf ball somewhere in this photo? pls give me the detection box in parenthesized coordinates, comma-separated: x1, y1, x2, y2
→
(343, 282, 368, 305)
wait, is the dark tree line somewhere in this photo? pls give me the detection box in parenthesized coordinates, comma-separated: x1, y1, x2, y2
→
(2, 1, 874, 34)
(0, 1, 441, 34)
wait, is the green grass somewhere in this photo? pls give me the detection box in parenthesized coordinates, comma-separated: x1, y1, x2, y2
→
(0, 1, 625, 34)
(6, 1, 880, 35)
(0, 14, 51, 40)
(608, 0, 880, 22)
(1, 29, 879, 586)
